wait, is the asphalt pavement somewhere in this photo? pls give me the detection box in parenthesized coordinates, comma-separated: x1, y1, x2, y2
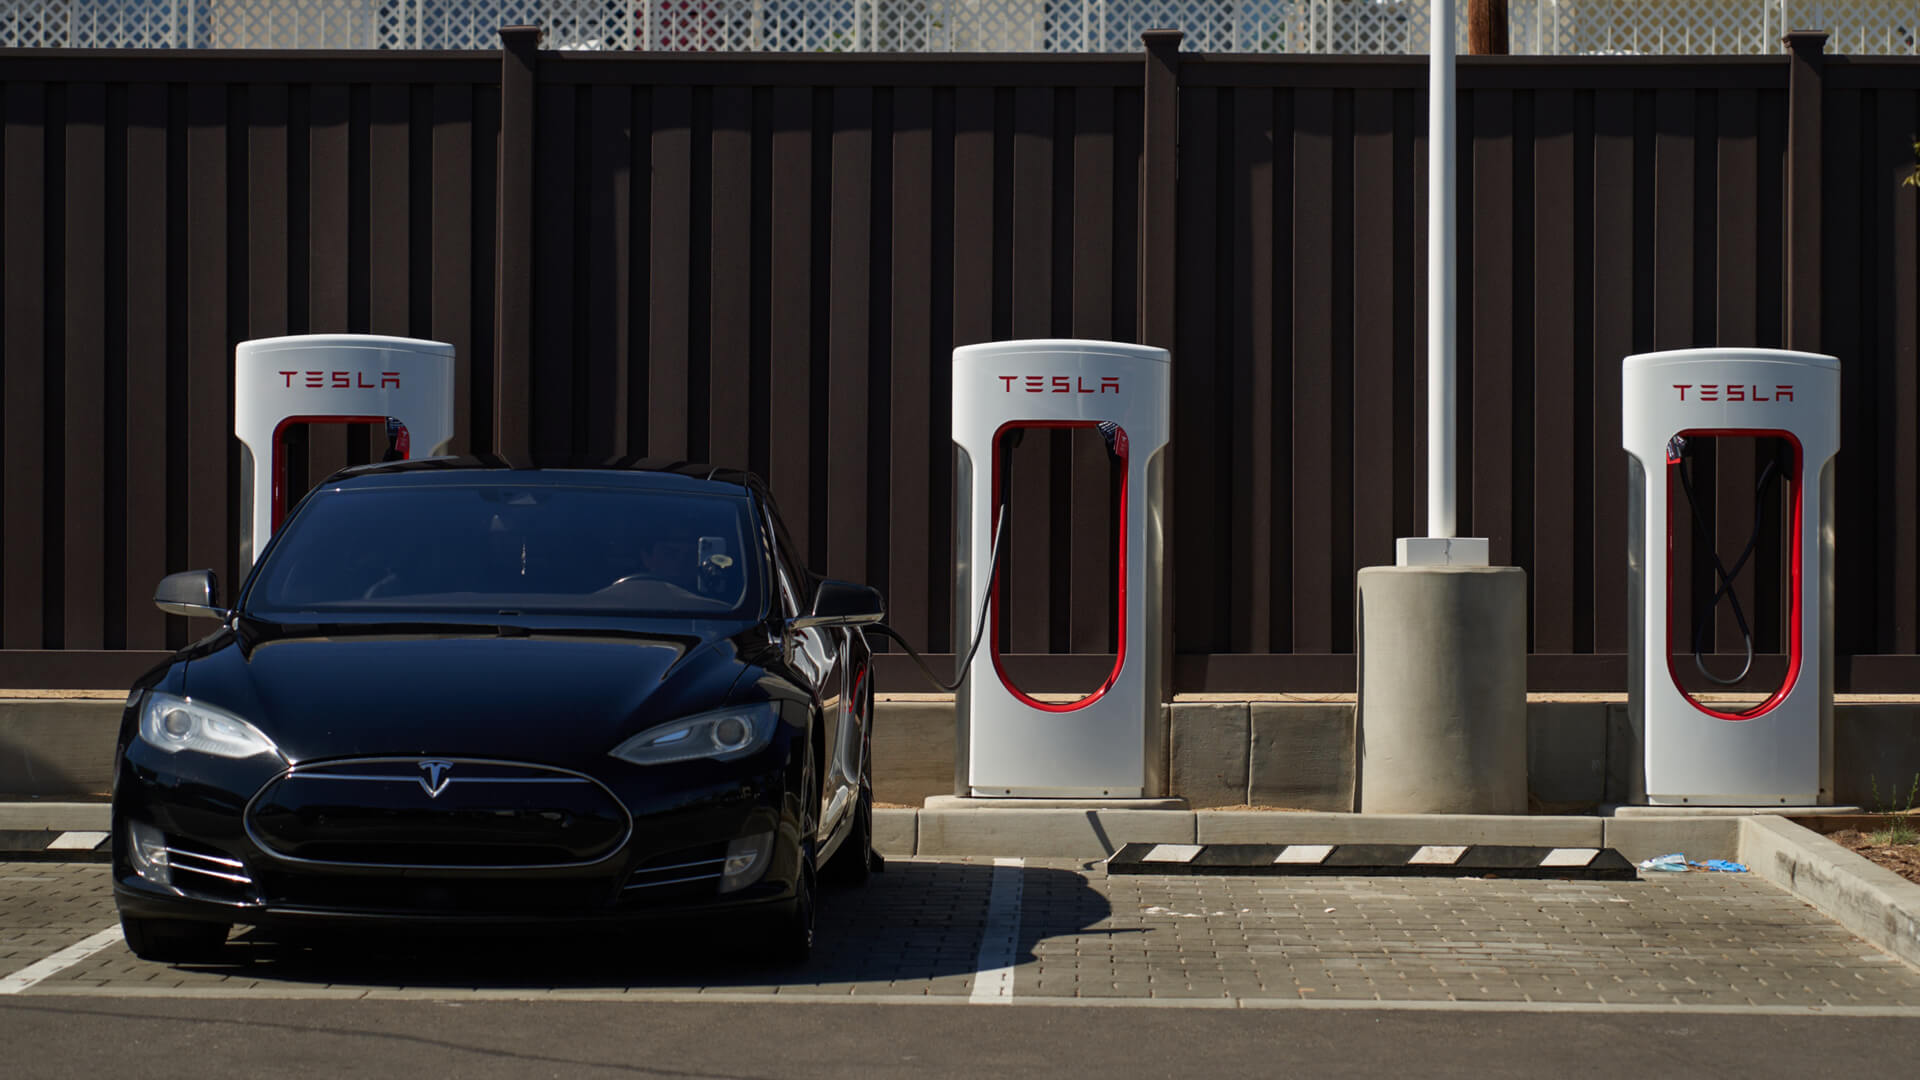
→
(2, 997, 1918, 1079)
(3, 856, 1919, 1077)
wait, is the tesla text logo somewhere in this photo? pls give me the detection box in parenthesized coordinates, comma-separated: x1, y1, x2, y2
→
(417, 759, 454, 798)
(1673, 384, 1793, 402)
(999, 375, 1121, 394)
(279, 371, 402, 390)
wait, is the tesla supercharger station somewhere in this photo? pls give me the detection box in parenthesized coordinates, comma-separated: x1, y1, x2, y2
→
(952, 340, 1170, 798)
(1623, 347, 1839, 806)
(235, 334, 457, 565)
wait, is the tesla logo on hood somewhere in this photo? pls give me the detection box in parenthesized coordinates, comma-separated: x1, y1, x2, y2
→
(417, 759, 455, 798)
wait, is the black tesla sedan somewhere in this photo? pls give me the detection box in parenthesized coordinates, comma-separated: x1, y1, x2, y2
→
(112, 459, 882, 964)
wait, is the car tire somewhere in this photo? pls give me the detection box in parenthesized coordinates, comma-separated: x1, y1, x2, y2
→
(822, 784, 873, 888)
(120, 915, 229, 963)
(769, 842, 816, 966)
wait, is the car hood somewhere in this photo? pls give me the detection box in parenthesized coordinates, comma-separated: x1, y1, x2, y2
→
(178, 620, 767, 765)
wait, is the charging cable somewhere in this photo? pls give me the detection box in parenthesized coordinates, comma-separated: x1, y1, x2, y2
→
(1673, 438, 1783, 686)
(866, 516, 1005, 692)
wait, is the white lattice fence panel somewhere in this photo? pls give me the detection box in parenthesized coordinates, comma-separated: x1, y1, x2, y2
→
(68, 0, 190, 46)
(1552, 0, 1780, 55)
(195, 0, 380, 48)
(1789, 1, 1920, 54)
(2, 0, 68, 46)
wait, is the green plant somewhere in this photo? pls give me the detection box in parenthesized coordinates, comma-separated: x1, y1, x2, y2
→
(1869, 821, 1919, 846)
(1867, 772, 1920, 846)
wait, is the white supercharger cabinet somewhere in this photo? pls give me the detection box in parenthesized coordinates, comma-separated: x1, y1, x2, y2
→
(952, 340, 1171, 798)
(235, 335, 457, 565)
(1622, 347, 1839, 805)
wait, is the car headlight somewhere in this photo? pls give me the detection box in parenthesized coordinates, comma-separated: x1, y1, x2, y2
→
(609, 704, 777, 766)
(137, 693, 282, 761)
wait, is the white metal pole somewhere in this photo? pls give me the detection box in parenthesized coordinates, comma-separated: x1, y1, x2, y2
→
(1428, 0, 1457, 538)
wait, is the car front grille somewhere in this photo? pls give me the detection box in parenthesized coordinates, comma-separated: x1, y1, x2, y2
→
(245, 758, 631, 869)
(254, 871, 617, 916)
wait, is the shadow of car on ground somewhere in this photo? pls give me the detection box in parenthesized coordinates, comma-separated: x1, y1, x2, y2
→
(158, 861, 1120, 991)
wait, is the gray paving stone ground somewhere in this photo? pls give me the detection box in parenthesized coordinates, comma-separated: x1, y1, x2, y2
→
(5, 857, 1919, 1008)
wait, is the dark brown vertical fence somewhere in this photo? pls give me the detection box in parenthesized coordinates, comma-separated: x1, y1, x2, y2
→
(1, 39, 1917, 693)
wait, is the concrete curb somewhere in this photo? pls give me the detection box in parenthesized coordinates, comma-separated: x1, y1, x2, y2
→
(1739, 815, 1920, 972)
(876, 808, 1748, 861)
(0, 802, 108, 831)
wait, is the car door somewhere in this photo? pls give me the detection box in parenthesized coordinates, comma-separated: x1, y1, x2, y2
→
(759, 503, 850, 846)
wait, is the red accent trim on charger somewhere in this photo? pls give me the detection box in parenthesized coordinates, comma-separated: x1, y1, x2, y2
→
(1663, 429, 1803, 722)
(987, 420, 1128, 713)
(269, 415, 397, 533)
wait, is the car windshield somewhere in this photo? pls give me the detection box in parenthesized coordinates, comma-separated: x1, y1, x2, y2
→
(246, 482, 762, 619)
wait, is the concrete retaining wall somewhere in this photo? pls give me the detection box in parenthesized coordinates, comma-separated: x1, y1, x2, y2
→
(7, 695, 1919, 811)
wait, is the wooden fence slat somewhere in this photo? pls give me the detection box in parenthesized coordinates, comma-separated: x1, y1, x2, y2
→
(1291, 88, 1335, 654)
(708, 86, 753, 474)
(4, 83, 48, 648)
(183, 83, 228, 599)
(122, 83, 168, 650)
(648, 86, 692, 462)
(1226, 87, 1274, 654)
(1350, 89, 1395, 602)
(367, 84, 409, 339)
(1470, 89, 1515, 568)
(431, 84, 475, 455)
(824, 87, 872, 586)
(530, 83, 575, 460)
(1531, 89, 1575, 653)
(64, 83, 108, 649)
(889, 87, 934, 652)
(952, 87, 994, 353)
(1172, 86, 1220, 653)
(1824, 89, 1871, 655)
(765, 87, 812, 556)
(1652, 88, 1695, 655)
(1880, 89, 1918, 652)
(492, 29, 536, 461)
(1590, 89, 1633, 655)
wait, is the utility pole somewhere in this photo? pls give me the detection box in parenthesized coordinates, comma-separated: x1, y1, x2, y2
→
(1468, 0, 1508, 55)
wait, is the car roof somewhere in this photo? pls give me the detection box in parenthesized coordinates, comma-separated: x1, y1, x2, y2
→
(325, 456, 763, 497)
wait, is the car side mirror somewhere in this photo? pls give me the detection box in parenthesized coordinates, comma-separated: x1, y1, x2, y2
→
(790, 580, 885, 631)
(154, 570, 227, 620)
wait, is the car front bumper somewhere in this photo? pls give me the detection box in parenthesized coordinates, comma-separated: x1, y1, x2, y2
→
(111, 741, 808, 929)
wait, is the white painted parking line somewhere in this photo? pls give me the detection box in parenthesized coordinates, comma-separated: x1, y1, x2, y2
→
(1141, 844, 1203, 864)
(970, 857, 1024, 1004)
(46, 831, 108, 851)
(1408, 845, 1468, 865)
(1540, 848, 1599, 868)
(0, 926, 123, 995)
(1273, 844, 1334, 865)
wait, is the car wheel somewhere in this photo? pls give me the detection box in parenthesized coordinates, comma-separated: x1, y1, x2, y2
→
(120, 914, 229, 964)
(822, 784, 873, 887)
(769, 841, 816, 966)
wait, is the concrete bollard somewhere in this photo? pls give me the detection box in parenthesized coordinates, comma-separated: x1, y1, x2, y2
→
(1356, 566, 1528, 814)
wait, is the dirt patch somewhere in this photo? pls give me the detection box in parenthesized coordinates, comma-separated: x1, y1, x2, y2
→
(1829, 828, 1920, 886)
